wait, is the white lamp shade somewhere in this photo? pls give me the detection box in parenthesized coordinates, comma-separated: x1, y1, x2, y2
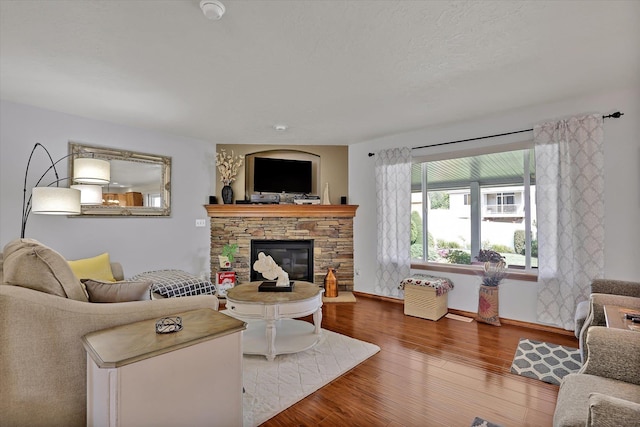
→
(73, 158, 110, 184)
(71, 184, 103, 205)
(32, 187, 81, 215)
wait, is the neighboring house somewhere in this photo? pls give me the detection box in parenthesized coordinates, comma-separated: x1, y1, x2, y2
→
(412, 186, 537, 254)
(413, 188, 528, 220)
(449, 186, 537, 224)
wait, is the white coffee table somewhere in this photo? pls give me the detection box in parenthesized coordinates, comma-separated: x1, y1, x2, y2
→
(225, 281, 323, 361)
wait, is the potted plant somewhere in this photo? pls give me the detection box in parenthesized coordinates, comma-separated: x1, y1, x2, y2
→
(218, 243, 239, 270)
(476, 260, 507, 326)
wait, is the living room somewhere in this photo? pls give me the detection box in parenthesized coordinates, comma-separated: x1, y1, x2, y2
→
(1, 2, 639, 427)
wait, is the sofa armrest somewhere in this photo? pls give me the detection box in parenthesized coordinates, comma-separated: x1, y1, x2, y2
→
(0, 284, 219, 427)
(591, 279, 640, 298)
(574, 300, 590, 338)
(589, 294, 640, 327)
(578, 294, 640, 360)
(581, 326, 640, 386)
(588, 393, 640, 426)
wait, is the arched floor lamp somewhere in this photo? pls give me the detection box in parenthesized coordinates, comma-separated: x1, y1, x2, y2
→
(21, 143, 110, 238)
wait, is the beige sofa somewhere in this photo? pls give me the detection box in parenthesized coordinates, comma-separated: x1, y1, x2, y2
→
(0, 239, 219, 427)
(577, 281, 640, 361)
(553, 326, 640, 426)
(574, 279, 640, 339)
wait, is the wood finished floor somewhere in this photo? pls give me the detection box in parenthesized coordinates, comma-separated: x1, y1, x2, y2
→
(261, 295, 578, 427)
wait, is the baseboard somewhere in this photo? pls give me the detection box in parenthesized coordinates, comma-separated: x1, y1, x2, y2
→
(352, 291, 575, 337)
(353, 291, 402, 304)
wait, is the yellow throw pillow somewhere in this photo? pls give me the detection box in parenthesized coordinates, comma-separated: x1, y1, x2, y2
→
(68, 253, 116, 282)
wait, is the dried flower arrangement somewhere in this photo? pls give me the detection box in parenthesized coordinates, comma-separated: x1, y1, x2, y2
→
(480, 260, 508, 287)
(215, 149, 244, 185)
(475, 249, 505, 263)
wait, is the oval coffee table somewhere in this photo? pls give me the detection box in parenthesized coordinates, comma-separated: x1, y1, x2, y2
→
(225, 281, 324, 361)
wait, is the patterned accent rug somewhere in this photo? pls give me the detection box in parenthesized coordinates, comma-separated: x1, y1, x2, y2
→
(471, 417, 504, 427)
(242, 329, 380, 427)
(510, 338, 582, 385)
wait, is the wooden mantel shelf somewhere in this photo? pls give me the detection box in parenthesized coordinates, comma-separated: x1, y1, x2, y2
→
(204, 204, 358, 218)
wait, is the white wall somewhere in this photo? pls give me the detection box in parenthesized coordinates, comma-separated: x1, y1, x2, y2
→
(349, 85, 640, 325)
(0, 101, 217, 278)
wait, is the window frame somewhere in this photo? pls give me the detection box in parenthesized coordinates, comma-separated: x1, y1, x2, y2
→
(411, 143, 537, 280)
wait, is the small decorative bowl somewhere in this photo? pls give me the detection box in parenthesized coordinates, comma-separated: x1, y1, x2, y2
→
(155, 316, 183, 334)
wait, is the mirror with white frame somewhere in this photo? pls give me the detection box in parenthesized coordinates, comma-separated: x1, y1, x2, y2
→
(68, 142, 171, 216)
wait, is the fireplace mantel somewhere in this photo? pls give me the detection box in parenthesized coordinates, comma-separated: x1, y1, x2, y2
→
(205, 204, 357, 218)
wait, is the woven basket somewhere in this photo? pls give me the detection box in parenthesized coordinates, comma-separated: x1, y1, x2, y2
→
(403, 283, 448, 321)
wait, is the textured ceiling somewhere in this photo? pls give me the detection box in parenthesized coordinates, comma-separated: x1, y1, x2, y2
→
(1, 1, 638, 146)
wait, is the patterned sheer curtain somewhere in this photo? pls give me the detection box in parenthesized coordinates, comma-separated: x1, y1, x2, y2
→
(374, 147, 412, 297)
(534, 114, 604, 330)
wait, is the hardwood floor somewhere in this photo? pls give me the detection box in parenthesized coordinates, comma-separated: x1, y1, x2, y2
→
(261, 295, 578, 427)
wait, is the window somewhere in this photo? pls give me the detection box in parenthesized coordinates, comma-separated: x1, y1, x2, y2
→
(147, 193, 162, 208)
(411, 148, 537, 270)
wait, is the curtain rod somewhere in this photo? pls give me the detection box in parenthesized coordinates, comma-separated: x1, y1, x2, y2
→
(367, 111, 624, 157)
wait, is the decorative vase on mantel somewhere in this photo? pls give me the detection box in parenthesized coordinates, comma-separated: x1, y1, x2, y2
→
(221, 184, 233, 204)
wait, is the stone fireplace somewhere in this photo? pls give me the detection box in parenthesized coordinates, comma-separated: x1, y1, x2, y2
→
(205, 205, 357, 291)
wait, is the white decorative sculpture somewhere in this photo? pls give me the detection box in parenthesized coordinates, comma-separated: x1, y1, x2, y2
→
(253, 252, 290, 286)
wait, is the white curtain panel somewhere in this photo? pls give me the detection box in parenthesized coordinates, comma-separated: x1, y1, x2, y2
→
(534, 114, 605, 329)
(374, 147, 412, 297)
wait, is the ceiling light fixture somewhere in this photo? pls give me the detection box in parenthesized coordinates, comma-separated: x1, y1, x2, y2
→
(200, 0, 225, 20)
(273, 124, 288, 132)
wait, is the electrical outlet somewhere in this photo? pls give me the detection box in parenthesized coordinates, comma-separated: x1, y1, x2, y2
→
(195, 219, 206, 227)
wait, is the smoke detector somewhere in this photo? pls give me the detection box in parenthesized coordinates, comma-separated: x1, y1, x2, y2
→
(200, 0, 225, 20)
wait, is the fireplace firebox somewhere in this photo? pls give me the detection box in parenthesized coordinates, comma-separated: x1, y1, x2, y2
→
(250, 240, 314, 282)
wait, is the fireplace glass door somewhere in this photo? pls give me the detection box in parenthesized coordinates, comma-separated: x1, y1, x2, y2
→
(250, 240, 314, 282)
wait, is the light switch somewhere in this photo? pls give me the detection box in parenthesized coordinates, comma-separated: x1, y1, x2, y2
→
(195, 219, 206, 227)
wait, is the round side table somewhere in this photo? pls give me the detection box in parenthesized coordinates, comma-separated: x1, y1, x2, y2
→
(225, 281, 324, 361)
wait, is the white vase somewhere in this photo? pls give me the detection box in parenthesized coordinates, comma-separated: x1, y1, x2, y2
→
(322, 182, 330, 205)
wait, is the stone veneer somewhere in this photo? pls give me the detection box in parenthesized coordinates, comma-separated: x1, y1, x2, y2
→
(206, 205, 357, 292)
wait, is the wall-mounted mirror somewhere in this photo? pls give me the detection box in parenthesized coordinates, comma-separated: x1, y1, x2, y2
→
(68, 142, 171, 216)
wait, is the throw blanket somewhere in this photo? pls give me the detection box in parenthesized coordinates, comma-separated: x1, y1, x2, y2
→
(130, 270, 216, 298)
(398, 274, 454, 297)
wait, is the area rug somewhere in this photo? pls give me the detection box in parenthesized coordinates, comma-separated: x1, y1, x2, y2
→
(323, 291, 356, 303)
(510, 338, 582, 385)
(471, 417, 504, 427)
(242, 329, 380, 427)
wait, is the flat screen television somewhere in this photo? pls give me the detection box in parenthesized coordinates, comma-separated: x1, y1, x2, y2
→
(253, 157, 313, 194)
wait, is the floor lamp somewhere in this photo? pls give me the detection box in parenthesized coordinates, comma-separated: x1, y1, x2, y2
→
(21, 143, 110, 238)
